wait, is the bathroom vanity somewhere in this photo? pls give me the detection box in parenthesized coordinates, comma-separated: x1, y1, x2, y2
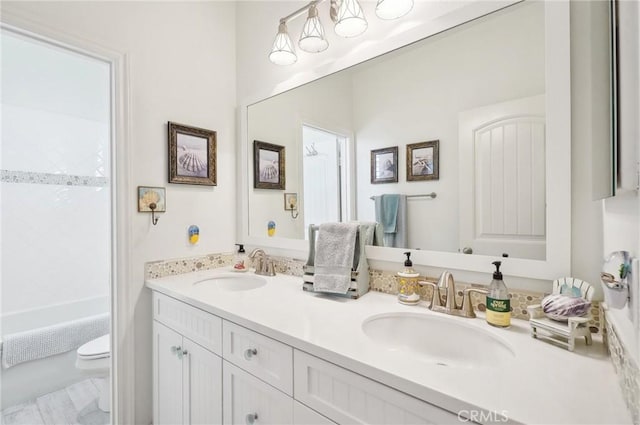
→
(147, 269, 631, 425)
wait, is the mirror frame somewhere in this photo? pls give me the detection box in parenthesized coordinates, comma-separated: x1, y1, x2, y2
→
(239, 1, 571, 280)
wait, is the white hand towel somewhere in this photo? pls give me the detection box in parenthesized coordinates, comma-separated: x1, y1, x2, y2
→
(313, 222, 358, 294)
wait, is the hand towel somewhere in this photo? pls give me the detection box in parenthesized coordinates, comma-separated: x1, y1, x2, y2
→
(375, 194, 400, 233)
(374, 194, 407, 248)
(313, 222, 358, 294)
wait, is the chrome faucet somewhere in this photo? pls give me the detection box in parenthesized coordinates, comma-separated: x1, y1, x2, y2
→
(419, 271, 487, 318)
(248, 248, 276, 276)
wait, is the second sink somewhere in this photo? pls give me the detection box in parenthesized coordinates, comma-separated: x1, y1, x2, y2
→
(362, 312, 515, 369)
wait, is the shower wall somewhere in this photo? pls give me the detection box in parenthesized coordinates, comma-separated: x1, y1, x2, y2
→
(1, 31, 111, 318)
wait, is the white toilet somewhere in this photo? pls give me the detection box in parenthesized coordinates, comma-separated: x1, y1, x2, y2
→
(76, 334, 111, 412)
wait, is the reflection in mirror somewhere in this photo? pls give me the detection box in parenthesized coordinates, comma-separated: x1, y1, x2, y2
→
(247, 1, 547, 260)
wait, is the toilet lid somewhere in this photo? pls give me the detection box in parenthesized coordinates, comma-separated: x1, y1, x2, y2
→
(78, 334, 110, 359)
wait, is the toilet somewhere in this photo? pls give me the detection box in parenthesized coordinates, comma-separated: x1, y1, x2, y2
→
(76, 334, 111, 412)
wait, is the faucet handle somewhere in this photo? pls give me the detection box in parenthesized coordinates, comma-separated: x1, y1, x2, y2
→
(462, 288, 488, 318)
(418, 280, 442, 309)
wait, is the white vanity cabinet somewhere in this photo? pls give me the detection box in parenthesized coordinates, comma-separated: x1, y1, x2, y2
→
(153, 293, 223, 425)
(152, 291, 460, 425)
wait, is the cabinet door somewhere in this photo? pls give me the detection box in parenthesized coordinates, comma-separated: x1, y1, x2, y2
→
(223, 361, 293, 425)
(183, 337, 223, 425)
(293, 401, 336, 425)
(154, 321, 184, 425)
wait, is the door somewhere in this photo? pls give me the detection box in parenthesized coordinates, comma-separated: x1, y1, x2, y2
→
(183, 338, 223, 425)
(154, 322, 184, 425)
(459, 95, 546, 260)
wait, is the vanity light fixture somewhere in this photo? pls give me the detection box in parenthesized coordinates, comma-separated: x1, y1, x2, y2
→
(299, 3, 329, 53)
(269, 20, 297, 66)
(269, 0, 411, 65)
(375, 0, 414, 20)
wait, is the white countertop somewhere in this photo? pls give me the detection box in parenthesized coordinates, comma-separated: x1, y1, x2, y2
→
(146, 268, 632, 425)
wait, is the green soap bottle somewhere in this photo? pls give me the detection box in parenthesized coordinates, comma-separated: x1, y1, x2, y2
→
(486, 261, 511, 328)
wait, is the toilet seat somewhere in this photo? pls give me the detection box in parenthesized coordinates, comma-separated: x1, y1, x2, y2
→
(77, 334, 110, 360)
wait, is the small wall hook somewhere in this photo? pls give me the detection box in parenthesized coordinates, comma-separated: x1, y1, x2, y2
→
(149, 203, 159, 225)
(290, 208, 299, 219)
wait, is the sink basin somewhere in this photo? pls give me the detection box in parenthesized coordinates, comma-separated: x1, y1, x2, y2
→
(362, 313, 515, 368)
(192, 273, 267, 292)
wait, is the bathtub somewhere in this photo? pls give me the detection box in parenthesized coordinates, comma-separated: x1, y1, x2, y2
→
(1, 296, 109, 409)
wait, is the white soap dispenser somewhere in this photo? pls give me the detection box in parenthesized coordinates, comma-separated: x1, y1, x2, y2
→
(233, 244, 248, 272)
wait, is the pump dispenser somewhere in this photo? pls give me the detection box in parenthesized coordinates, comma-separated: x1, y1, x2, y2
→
(397, 252, 420, 305)
(486, 261, 511, 327)
(233, 244, 248, 272)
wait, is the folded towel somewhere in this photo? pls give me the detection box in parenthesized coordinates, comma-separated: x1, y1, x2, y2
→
(313, 222, 358, 294)
(1, 312, 109, 368)
(375, 194, 400, 233)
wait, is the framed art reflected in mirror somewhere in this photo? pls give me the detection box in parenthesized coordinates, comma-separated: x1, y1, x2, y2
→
(407, 140, 439, 182)
(254, 140, 285, 190)
(371, 146, 398, 184)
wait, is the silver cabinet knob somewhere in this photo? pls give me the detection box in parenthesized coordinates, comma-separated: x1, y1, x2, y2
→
(244, 348, 258, 360)
(171, 345, 188, 359)
(245, 413, 258, 425)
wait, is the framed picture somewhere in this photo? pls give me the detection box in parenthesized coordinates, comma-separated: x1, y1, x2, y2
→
(254, 140, 285, 189)
(138, 186, 166, 212)
(284, 193, 298, 211)
(168, 122, 217, 186)
(407, 140, 439, 181)
(371, 146, 398, 184)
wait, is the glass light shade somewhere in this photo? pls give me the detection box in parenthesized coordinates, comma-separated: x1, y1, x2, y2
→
(299, 5, 329, 53)
(376, 0, 413, 20)
(269, 22, 297, 65)
(334, 0, 368, 38)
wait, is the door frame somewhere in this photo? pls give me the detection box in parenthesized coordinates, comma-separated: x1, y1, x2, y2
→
(0, 15, 134, 425)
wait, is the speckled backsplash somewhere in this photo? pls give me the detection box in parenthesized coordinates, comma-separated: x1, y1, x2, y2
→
(603, 312, 640, 425)
(145, 252, 601, 330)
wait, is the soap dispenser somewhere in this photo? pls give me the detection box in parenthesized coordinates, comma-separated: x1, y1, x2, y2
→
(486, 261, 511, 328)
(397, 252, 420, 305)
(233, 244, 248, 272)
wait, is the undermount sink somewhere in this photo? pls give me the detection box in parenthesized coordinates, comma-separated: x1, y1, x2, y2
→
(192, 273, 267, 292)
(362, 312, 515, 369)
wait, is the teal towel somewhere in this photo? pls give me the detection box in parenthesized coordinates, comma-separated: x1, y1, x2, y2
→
(376, 194, 400, 234)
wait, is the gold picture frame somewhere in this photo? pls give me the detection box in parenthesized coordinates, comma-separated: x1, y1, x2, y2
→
(168, 122, 217, 186)
(253, 140, 285, 190)
(406, 140, 439, 181)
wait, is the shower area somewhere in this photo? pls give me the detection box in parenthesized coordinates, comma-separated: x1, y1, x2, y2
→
(1, 28, 112, 423)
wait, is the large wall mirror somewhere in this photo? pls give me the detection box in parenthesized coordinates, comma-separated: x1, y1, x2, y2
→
(242, 1, 572, 280)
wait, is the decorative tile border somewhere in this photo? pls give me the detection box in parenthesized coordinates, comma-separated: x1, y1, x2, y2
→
(145, 252, 234, 279)
(1, 170, 108, 187)
(603, 313, 640, 424)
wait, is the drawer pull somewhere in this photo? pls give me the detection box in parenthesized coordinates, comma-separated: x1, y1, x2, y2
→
(245, 413, 258, 424)
(244, 348, 258, 360)
(170, 346, 188, 359)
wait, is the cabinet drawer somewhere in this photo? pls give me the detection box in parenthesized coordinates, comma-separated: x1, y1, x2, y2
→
(223, 360, 293, 425)
(293, 401, 336, 425)
(153, 292, 222, 355)
(223, 320, 293, 395)
(294, 350, 461, 425)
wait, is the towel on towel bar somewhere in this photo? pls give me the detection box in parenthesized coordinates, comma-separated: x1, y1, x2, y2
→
(313, 222, 358, 294)
(1, 312, 109, 369)
(374, 194, 407, 248)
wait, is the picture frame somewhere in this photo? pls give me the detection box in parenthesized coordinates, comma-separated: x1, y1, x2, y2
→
(254, 140, 285, 190)
(138, 186, 166, 212)
(407, 140, 439, 181)
(284, 193, 298, 211)
(371, 146, 398, 184)
(168, 122, 217, 186)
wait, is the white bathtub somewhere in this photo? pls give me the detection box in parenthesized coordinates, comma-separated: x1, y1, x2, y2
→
(1, 296, 109, 409)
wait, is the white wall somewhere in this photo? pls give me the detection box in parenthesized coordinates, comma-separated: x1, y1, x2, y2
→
(1, 2, 237, 423)
(353, 1, 544, 252)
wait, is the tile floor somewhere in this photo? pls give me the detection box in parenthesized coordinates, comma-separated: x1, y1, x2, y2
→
(1, 379, 109, 425)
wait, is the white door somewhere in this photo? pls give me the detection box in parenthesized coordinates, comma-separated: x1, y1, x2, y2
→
(459, 95, 546, 260)
(222, 361, 293, 425)
(183, 338, 223, 425)
(154, 322, 184, 425)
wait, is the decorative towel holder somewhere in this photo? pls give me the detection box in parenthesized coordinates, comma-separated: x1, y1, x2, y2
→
(302, 224, 372, 299)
